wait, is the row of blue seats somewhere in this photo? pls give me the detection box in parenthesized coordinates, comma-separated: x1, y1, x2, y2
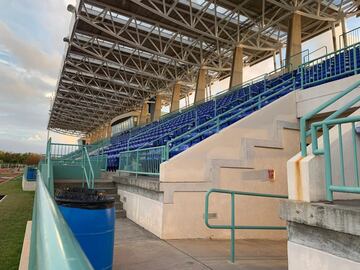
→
(105, 44, 360, 170)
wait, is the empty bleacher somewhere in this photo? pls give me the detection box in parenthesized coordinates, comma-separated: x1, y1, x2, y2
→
(105, 43, 360, 171)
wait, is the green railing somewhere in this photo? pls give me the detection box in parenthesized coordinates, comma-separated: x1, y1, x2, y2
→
(83, 147, 95, 189)
(300, 80, 360, 157)
(300, 78, 360, 200)
(318, 116, 360, 201)
(118, 146, 167, 176)
(29, 143, 93, 270)
(48, 141, 96, 189)
(204, 188, 288, 263)
(340, 26, 360, 49)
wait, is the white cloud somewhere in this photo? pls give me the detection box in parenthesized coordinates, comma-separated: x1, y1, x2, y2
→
(0, 1, 78, 153)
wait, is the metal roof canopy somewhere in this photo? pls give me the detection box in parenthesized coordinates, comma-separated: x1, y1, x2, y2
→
(48, 0, 359, 136)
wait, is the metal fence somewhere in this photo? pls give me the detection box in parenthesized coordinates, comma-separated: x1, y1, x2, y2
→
(321, 117, 360, 201)
(204, 188, 287, 263)
(118, 146, 167, 176)
(340, 26, 360, 49)
(300, 80, 360, 201)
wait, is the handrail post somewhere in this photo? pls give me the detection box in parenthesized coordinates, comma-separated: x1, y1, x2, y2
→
(322, 124, 333, 201)
(230, 192, 235, 263)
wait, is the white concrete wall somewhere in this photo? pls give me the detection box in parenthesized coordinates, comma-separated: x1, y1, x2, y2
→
(159, 92, 300, 239)
(288, 241, 360, 270)
(119, 190, 163, 238)
(296, 74, 360, 118)
(288, 108, 360, 202)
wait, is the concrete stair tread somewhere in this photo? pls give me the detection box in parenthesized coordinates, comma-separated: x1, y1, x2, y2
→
(113, 175, 160, 191)
(116, 209, 127, 219)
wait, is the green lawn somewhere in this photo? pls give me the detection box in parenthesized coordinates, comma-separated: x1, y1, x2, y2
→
(0, 176, 34, 270)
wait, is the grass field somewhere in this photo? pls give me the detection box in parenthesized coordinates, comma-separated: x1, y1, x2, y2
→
(0, 176, 34, 270)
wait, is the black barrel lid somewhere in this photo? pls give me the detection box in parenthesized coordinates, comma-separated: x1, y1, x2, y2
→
(55, 187, 115, 209)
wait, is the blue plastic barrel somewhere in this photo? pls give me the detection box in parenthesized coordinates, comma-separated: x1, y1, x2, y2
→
(26, 167, 37, 181)
(56, 189, 115, 270)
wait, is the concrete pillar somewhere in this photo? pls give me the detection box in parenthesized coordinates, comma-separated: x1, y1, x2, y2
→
(152, 95, 162, 121)
(106, 124, 112, 138)
(139, 102, 149, 125)
(229, 45, 244, 88)
(273, 51, 277, 70)
(340, 15, 347, 48)
(170, 83, 181, 112)
(286, 13, 302, 69)
(331, 23, 338, 51)
(195, 68, 206, 103)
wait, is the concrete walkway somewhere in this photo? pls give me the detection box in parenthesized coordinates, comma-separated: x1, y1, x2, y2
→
(113, 219, 288, 270)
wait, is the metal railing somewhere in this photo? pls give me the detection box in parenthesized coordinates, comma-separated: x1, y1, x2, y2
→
(83, 147, 95, 189)
(29, 165, 93, 269)
(300, 79, 360, 201)
(47, 141, 96, 189)
(300, 80, 360, 157)
(204, 188, 288, 263)
(118, 145, 167, 176)
(320, 116, 360, 201)
(340, 26, 360, 49)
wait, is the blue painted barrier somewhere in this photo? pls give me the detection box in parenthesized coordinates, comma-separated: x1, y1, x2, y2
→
(56, 189, 115, 270)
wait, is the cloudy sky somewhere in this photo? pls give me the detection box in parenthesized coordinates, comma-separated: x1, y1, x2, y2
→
(0, 1, 359, 154)
(0, 0, 77, 153)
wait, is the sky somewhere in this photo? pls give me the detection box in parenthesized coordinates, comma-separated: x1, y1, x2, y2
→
(0, 0, 78, 153)
(0, 2, 359, 153)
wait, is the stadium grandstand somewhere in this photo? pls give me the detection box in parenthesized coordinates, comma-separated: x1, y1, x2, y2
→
(17, 0, 360, 269)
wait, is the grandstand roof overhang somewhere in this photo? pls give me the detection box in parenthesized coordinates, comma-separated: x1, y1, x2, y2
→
(48, 0, 360, 136)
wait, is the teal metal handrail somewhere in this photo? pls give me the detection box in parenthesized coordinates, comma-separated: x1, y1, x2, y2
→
(339, 26, 360, 49)
(204, 188, 287, 263)
(29, 159, 93, 269)
(303, 46, 328, 63)
(118, 145, 167, 176)
(300, 80, 360, 156)
(318, 116, 360, 201)
(82, 147, 95, 189)
(48, 141, 96, 189)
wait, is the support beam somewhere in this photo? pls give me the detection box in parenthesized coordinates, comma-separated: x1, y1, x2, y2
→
(286, 13, 302, 69)
(229, 45, 244, 88)
(331, 23, 338, 51)
(195, 68, 206, 103)
(273, 51, 277, 70)
(170, 83, 181, 113)
(340, 15, 347, 48)
(139, 102, 149, 125)
(152, 95, 163, 121)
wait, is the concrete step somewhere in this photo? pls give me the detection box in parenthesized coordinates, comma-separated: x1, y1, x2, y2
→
(115, 201, 123, 210)
(95, 186, 118, 195)
(113, 175, 160, 191)
(116, 209, 127, 219)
